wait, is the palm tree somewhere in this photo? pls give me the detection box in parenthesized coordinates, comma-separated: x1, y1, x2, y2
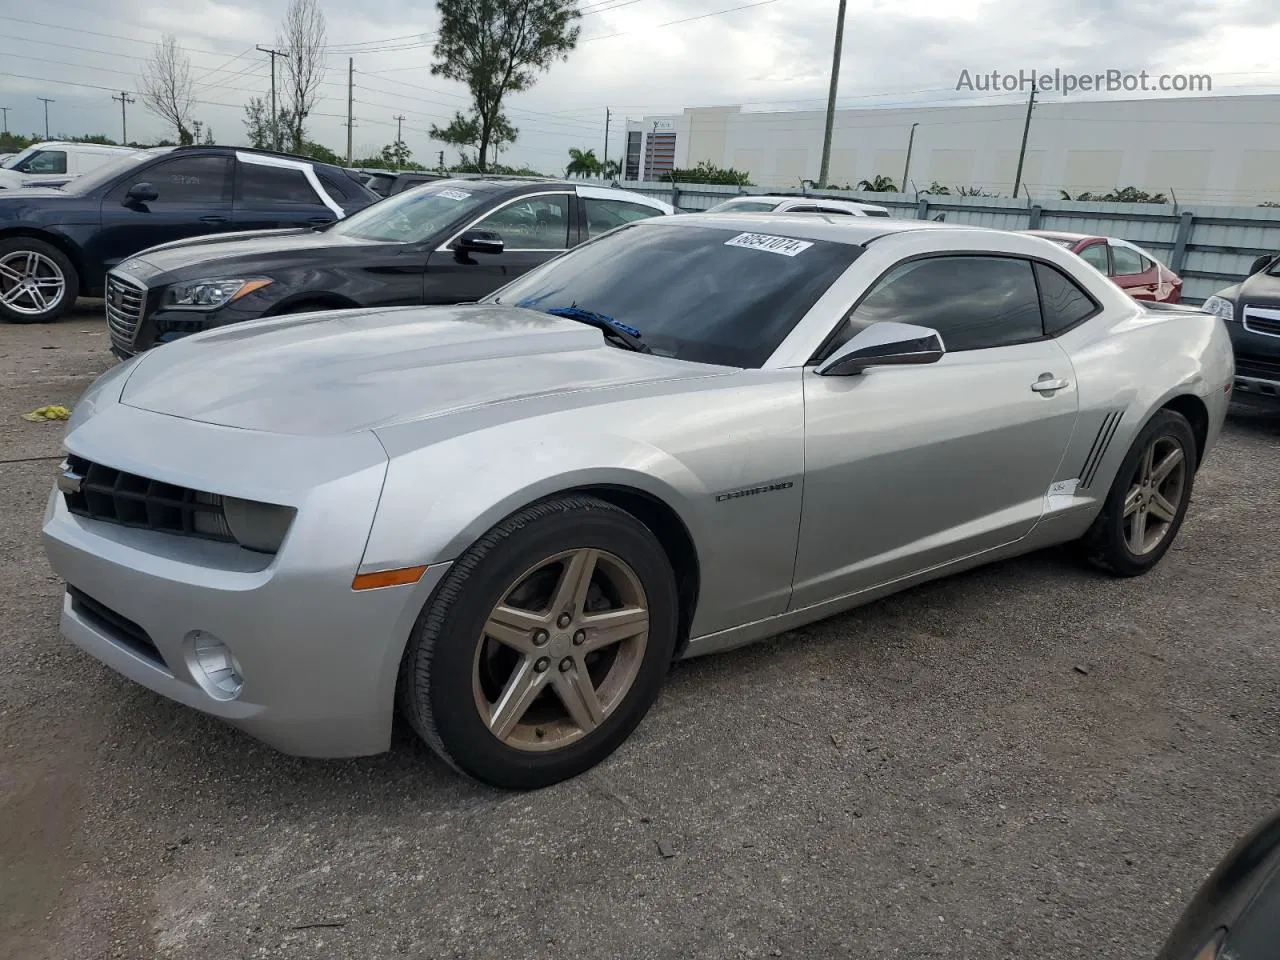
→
(601, 159, 621, 181)
(566, 147, 601, 179)
(855, 174, 898, 192)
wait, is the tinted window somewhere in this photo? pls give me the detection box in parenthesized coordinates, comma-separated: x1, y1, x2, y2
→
(834, 256, 1043, 354)
(236, 162, 320, 204)
(110, 156, 232, 203)
(584, 197, 663, 237)
(1035, 262, 1097, 335)
(488, 222, 861, 368)
(1111, 244, 1144, 276)
(329, 183, 490, 242)
(17, 150, 67, 174)
(317, 173, 352, 202)
(1078, 242, 1109, 273)
(63, 149, 166, 196)
(864, 210, 891, 217)
(472, 194, 570, 249)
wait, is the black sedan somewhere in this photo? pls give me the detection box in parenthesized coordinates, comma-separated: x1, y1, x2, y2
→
(104, 178, 673, 358)
(0, 145, 377, 324)
(1202, 253, 1280, 408)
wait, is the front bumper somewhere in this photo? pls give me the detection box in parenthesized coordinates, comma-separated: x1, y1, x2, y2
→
(1226, 319, 1280, 407)
(41, 403, 450, 757)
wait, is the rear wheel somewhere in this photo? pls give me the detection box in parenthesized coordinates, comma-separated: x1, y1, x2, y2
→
(0, 238, 78, 324)
(398, 495, 679, 788)
(1077, 409, 1197, 577)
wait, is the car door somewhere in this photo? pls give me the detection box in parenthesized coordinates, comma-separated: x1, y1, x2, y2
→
(231, 155, 344, 231)
(93, 154, 235, 271)
(423, 190, 575, 304)
(791, 254, 1082, 609)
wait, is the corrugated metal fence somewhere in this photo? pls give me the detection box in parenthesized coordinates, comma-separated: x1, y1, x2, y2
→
(621, 180, 1280, 305)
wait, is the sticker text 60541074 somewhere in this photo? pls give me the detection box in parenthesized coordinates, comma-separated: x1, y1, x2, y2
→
(723, 233, 814, 257)
(437, 188, 472, 201)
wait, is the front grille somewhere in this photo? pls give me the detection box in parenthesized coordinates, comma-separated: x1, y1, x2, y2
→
(1242, 306, 1280, 338)
(68, 586, 167, 668)
(1235, 353, 1280, 381)
(61, 454, 235, 543)
(105, 272, 146, 355)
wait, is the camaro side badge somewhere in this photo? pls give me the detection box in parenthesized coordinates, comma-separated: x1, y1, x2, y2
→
(715, 481, 794, 503)
(56, 460, 83, 495)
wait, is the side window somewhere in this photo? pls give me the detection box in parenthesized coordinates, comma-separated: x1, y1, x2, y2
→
(1110, 244, 1144, 277)
(1034, 262, 1098, 335)
(470, 194, 570, 249)
(814, 206, 855, 215)
(829, 256, 1043, 355)
(786, 205, 820, 213)
(583, 197, 662, 237)
(1078, 242, 1109, 273)
(110, 156, 232, 203)
(316, 173, 352, 203)
(18, 150, 67, 174)
(236, 161, 321, 204)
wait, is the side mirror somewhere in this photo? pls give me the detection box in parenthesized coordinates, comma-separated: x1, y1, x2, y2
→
(1249, 253, 1277, 276)
(455, 230, 504, 255)
(815, 321, 945, 376)
(125, 181, 158, 204)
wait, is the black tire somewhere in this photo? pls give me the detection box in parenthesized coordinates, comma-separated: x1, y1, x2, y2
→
(1077, 408, 1198, 577)
(0, 237, 79, 324)
(398, 494, 679, 789)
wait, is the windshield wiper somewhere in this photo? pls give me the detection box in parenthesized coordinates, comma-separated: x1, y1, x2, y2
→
(517, 301, 650, 353)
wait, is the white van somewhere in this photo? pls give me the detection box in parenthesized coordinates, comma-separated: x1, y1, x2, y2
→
(0, 141, 137, 189)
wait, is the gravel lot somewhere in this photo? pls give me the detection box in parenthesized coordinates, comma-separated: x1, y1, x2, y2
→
(2, 305, 1279, 960)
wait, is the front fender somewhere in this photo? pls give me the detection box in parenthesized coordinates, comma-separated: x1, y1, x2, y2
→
(359, 429, 711, 576)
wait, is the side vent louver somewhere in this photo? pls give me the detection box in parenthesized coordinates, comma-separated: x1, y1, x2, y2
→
(1079, 411, 1123, 490)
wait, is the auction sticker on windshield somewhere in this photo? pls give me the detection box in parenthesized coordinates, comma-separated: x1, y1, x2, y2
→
(438, 188, 472, 201)
(723, 233, 813, 257)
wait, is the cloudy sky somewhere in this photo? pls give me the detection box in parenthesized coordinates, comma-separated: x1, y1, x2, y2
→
(0, 0, 1277, 172)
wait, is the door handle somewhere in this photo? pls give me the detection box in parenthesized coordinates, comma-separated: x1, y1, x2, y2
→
(1031, 375, 1070, 393)
(199, 215, 228, 224)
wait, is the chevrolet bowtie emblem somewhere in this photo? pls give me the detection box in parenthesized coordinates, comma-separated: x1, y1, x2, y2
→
(56, 460, 83, 495)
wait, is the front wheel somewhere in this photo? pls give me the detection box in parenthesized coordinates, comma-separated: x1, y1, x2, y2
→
(398, 495, 679, 788)
(1077, 408, 1198, 577)
(0, 238, 78, 324)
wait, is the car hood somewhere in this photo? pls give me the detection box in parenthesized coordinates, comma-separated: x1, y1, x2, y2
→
(127, 227, 382, 274)
(119, 304, 731, 435)
(1238, 271, 1280, 304)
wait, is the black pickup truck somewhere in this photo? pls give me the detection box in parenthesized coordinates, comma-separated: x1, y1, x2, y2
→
(1203, 253, 1280, 408)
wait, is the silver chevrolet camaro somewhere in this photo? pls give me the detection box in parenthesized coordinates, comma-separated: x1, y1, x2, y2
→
(42, 214, 1233, 788)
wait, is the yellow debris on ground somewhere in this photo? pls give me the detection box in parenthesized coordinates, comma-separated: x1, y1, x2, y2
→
(21, 405, 72, 422)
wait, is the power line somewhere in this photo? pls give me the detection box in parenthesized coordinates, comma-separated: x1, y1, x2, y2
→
(581, 0, 781, 42)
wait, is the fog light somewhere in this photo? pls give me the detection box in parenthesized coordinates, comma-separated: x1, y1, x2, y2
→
(186, 630, 243, 700)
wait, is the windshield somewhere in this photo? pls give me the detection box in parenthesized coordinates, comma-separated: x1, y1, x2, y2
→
(329, 182, 492, 242)
(61, 149, 168, 195)
(0, 146, 38, 170)
(487, 221, 862, 367)
(705, 199, 780, 213)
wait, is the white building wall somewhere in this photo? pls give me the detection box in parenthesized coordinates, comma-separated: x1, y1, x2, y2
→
(625, 94, 1280, 204)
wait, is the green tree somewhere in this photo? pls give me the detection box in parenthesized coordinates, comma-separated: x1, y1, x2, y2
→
(601, 159, 621, 180)
(381, 140, 413, 170)
(243, 97, 295, 151)
(566, 147, 600, 178)
(855, 174, 898, 192)
(665, 160, 752, 186)
(429, 0, 581, 172)
(924, 181, 950, 195)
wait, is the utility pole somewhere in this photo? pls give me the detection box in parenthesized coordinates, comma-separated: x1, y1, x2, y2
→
(816, 0, 848, 188)
(1, 106, 10, 135)
(346, 58, 354, 165)
(603, 107, 611, 174)
(192, 119, 203, 143)
(37, 97, 55, 139)
(256, 45, 287, 151)
(438, 150, 445, 169)
(394, 114, 405, 144)
(901, 122, 918, 193)
(111, 91, 135, 145)
(1012, 88, 1037, 200)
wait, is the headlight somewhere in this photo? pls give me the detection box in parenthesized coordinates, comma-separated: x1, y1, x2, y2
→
(164, 277, 273, 311)
(1202, 295, 1235, 322)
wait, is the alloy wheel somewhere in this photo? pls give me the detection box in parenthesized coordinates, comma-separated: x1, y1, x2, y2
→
(472, 547, 650, 752)
(1123, 435, 1187, 555)
(0, 250, 66, 316)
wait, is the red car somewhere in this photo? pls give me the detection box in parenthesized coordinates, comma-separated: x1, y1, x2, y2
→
(1026, 231, 1183, 303)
